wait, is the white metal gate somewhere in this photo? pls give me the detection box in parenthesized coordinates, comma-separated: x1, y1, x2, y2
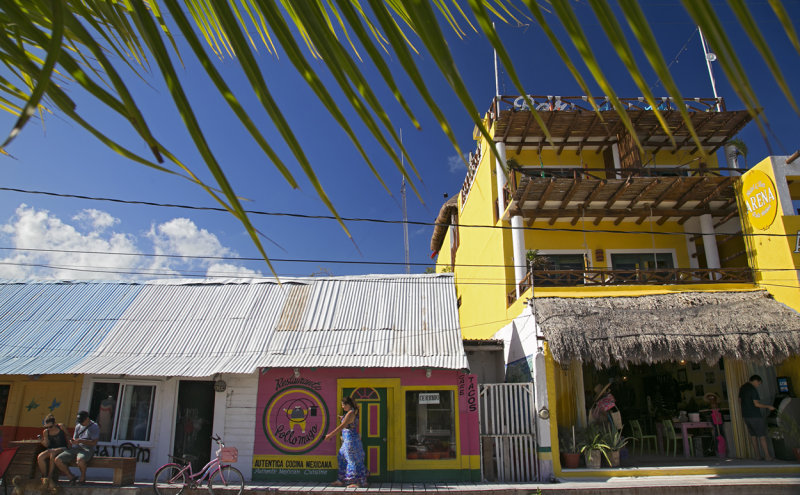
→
(478, 383, 539, 482)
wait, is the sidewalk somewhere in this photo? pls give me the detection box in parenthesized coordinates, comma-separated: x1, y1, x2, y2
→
(15, 474, 800, 495)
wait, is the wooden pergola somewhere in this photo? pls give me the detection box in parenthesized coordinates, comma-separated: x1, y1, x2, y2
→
(506, 173, 739, 226)
(489, 95, 752, 155)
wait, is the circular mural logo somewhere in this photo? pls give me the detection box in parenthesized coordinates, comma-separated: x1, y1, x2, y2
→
(742, 170, 778, 230)
(262, 386, 329, 454)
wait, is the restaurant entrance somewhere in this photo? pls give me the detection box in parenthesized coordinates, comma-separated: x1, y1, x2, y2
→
(555, 357, 800, 470)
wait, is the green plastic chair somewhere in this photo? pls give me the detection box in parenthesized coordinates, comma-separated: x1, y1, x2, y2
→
(662, 419, 692, 457)
(630, 419, 657, 455)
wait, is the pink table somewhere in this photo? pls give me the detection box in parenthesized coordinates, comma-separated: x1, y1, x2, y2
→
(678, 421, 713, 457)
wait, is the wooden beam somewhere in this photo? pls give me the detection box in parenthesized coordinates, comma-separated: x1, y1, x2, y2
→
(516, 111, 535, 154)
(651, 177, 683, 208)
(673, 177, 710, 209)
(501, 110, 515, 143)
(697, 176, 735, 207)
(525, 206, 734, 221)
(721, 249, 746, 263)
(557, 111, 582, 155)
(642, 110, 673, 146)
(535, 178, 557, 210)
(688, 113, 738, 155)
(576, 113, 600, 155)
(558, 178, 582, 209)
(582, 180, 607, 209)
(516, 177, 537, 211)
(538, 112, 557, 154)
(715, 209, 739, 227)
(604, 178, 633, 209)
(624, 179, 660, 210)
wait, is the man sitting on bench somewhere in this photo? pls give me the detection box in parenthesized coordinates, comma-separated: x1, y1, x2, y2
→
(54, 410, 99, 485)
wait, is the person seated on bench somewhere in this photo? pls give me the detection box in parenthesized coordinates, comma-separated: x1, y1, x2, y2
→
(54, 410, 99, 485)
(37, 414, 68, 483)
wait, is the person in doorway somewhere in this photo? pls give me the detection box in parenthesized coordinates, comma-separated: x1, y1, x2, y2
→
(37, 414, 68, 483)
(738, 375, 776, 461)
(54, 410, 100, 484)
(590, 383, 622, 432)
(324, 396, 367, 488)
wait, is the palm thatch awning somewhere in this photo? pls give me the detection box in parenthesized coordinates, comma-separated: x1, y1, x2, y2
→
(536, 291, 800, 367)
(430, 196, 458, 253)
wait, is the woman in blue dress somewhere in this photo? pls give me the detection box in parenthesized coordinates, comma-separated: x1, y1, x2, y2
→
(324, 396, 368, 487)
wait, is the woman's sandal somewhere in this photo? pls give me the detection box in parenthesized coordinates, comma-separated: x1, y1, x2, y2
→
(66, 475, 79, 485)
(330, 480, 344, 486)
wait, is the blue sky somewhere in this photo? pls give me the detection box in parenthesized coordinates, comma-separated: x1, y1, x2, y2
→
(1, 1, 799, 280)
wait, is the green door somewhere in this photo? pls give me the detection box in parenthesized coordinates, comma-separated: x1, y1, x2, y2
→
(343, 386, 388, 481)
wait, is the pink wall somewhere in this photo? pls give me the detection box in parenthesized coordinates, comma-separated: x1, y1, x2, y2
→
(253, 367, 479, 457)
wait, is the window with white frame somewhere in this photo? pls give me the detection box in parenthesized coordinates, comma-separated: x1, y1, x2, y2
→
(88, 382, 156, 443)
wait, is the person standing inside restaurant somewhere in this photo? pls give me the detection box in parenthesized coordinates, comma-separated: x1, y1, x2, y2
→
(54, 410, 100, 484)
(37, 414, 68, 482)
(738, 375, 776, 461)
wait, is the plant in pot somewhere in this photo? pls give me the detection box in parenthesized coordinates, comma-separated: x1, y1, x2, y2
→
(526, 249, 550, 272)
(559, 426, 583, 469)
(603, 430, 631, 467)
(579, 431, 611, 469)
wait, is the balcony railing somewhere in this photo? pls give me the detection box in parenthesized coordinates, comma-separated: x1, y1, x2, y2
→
(507, 267, 754, 305)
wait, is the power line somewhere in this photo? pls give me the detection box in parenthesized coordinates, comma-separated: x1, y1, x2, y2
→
(1, 186, 793, 238)
(3, 245, 800, 273)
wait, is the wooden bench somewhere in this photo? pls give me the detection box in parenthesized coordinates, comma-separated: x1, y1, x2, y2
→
(86, 456, 136, 486)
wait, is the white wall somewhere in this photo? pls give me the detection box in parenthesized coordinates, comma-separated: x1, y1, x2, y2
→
(77, 373, 259, 482)
(217, 373, 258, 480)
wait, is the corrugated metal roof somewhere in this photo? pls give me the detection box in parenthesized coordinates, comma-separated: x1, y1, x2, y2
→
(0, 274, 466, 377)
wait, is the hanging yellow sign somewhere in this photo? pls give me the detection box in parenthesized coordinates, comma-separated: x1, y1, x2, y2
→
(742, 170, 779, 230)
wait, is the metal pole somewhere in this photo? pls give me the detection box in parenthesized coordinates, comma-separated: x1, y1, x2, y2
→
(698, 28, 721, 111)
(493, 23, 500, 97)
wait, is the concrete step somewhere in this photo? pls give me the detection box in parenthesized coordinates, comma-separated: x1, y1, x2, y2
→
(5, 475, 800, 495)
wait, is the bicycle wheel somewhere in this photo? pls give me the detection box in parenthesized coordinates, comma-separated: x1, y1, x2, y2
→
(153, 463, 187, 495)
(207, 465, 244, 495)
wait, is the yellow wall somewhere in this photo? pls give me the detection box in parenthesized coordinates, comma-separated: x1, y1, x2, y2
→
(739, 157, 800, 311)
(439, 125, 750, 340)
(0, 375, 83, 446)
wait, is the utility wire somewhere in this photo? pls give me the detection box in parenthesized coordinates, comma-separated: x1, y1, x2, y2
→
(0, 186, 792, 238)
(2, 245, 800, 273)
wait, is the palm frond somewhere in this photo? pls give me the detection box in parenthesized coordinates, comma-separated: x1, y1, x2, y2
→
(2, 0, 794, 272)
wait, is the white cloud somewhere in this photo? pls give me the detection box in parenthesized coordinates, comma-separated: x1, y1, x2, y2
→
(447, 153, 469, 174)
(148, 218, 229, 258)
(0, 204, 140, 280)
(0, 205, 261, 281)
(73, 209, 118, 231)
(206, 262, 262, 278)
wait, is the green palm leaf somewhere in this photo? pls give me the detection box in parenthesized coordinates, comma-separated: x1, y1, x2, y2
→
(2, 0, 794, 271)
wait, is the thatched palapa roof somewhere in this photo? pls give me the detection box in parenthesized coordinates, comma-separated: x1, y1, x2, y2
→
(430, 196, 458, 253)
(536, 291, 800, 367)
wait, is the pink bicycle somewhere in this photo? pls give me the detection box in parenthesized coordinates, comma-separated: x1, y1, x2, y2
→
(153, 435, 243, 495)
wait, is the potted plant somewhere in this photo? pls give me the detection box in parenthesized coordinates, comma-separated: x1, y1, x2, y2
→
(603, 430, 631, 467)
(525, 249, 550, 272)
(579, 431, 610, 469)
(559, 426, 582, 469)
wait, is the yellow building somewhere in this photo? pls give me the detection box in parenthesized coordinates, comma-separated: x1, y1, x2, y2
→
(432, 95, 800, 479)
